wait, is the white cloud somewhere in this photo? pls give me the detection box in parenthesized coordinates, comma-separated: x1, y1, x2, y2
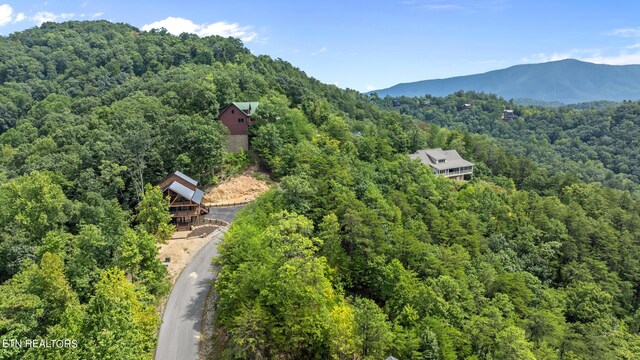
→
(0, 4, 13, 26)
(521, 26, 640, 66)
(563, 28, 640, 64)
(0, 5, 79, 27)
(143, 17, 198, 34)
(521, 46, 640, 66)
(141, 16, 257, 42)
(0, 4, 29, 26)
(91, 12, 104, 19)
(404, 0, 509, 12)
(32, 11, 75, 25)
(199, 21, 256, 41)
(583, 52, 640, 65)
(366, 85, 377, 91)
(521, 47, 606, 63)
(520, 52, 573, 63)
(312, 47, 328, 55)
(540, 28, 640, 65)
(609, 28, 640, 38)
(423, 4, 462, 10)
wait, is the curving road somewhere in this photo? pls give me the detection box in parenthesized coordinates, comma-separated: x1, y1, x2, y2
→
(155, 205, 244, 360)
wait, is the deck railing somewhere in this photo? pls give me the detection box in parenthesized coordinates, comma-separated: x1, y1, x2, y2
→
(437, 167, 473, 176)
(443, 170, 473, 176)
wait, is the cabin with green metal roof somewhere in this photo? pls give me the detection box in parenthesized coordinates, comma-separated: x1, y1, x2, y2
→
(218, 102, 260, 152)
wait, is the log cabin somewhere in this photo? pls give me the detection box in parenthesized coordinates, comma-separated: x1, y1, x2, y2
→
(158, 171, 208, 230)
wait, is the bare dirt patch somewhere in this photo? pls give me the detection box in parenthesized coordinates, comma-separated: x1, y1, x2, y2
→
(204, 175, 271, 206)
(158, 226, 218, 284)
(188, 225, 218, 238)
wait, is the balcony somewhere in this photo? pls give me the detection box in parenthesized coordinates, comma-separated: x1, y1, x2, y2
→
(436, 166, 473, 178)
(170, 210, 199, 218)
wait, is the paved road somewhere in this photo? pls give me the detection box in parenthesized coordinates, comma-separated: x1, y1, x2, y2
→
(155, 205, 245, 360)
(204, 205, 245, 224)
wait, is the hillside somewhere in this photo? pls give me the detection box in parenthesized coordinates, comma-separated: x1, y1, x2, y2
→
(1, 21, 640, 360)
(373, 59, 640, 104)
(377, 92, 640, 192)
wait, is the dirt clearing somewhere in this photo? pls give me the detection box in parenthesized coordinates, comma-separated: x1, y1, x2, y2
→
(204, 175, 271, 206)
(158, 226, 218, 284)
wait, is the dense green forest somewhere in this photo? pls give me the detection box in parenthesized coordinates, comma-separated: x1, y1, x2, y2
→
(0, 21, 639, 359)
(374, 92, 640, 193)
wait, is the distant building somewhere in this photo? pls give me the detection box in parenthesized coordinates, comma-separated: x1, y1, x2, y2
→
(410, 148, 474, 181)
(458, 103, 472, 110)
(502, 109, 517, 120)
(158, 171, 208, 230)
(218, 102, 260, 152)
(421, 100, 431, 107)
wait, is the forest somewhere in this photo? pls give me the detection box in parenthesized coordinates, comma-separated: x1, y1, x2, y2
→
(374, 92, 640, 193)
(0, 21, 639, 359)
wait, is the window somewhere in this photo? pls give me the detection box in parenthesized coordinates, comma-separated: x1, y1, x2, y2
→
(231, 109, 235, 114)
(238, 118, 244, 123)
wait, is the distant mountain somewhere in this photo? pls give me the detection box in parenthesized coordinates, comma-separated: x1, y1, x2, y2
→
(373, 59, 640, 104)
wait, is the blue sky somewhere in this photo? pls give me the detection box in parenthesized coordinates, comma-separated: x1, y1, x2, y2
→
(1, 1, 640, 92)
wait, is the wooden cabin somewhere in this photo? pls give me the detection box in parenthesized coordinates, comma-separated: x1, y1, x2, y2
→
(218, 102, 260, 152)
(158, 171, 208, 230)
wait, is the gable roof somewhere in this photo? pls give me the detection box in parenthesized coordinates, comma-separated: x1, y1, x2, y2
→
(163, 181, 195, 202)
(219, 102, 260, 117)
(173, 170, 198, 186)
(157, 170, 206, 205)
(424, 148, 447, 161)
(410, 148, 474, 170)
(191, 188, 204, 205)
(162, 181, 204, 205)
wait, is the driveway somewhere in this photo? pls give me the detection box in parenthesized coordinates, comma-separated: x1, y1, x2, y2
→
(155, 205, 245, 360)
(204, 205, 245, 224)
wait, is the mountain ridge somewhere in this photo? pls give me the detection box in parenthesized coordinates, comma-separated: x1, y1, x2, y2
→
(373, 59, 640, 103)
